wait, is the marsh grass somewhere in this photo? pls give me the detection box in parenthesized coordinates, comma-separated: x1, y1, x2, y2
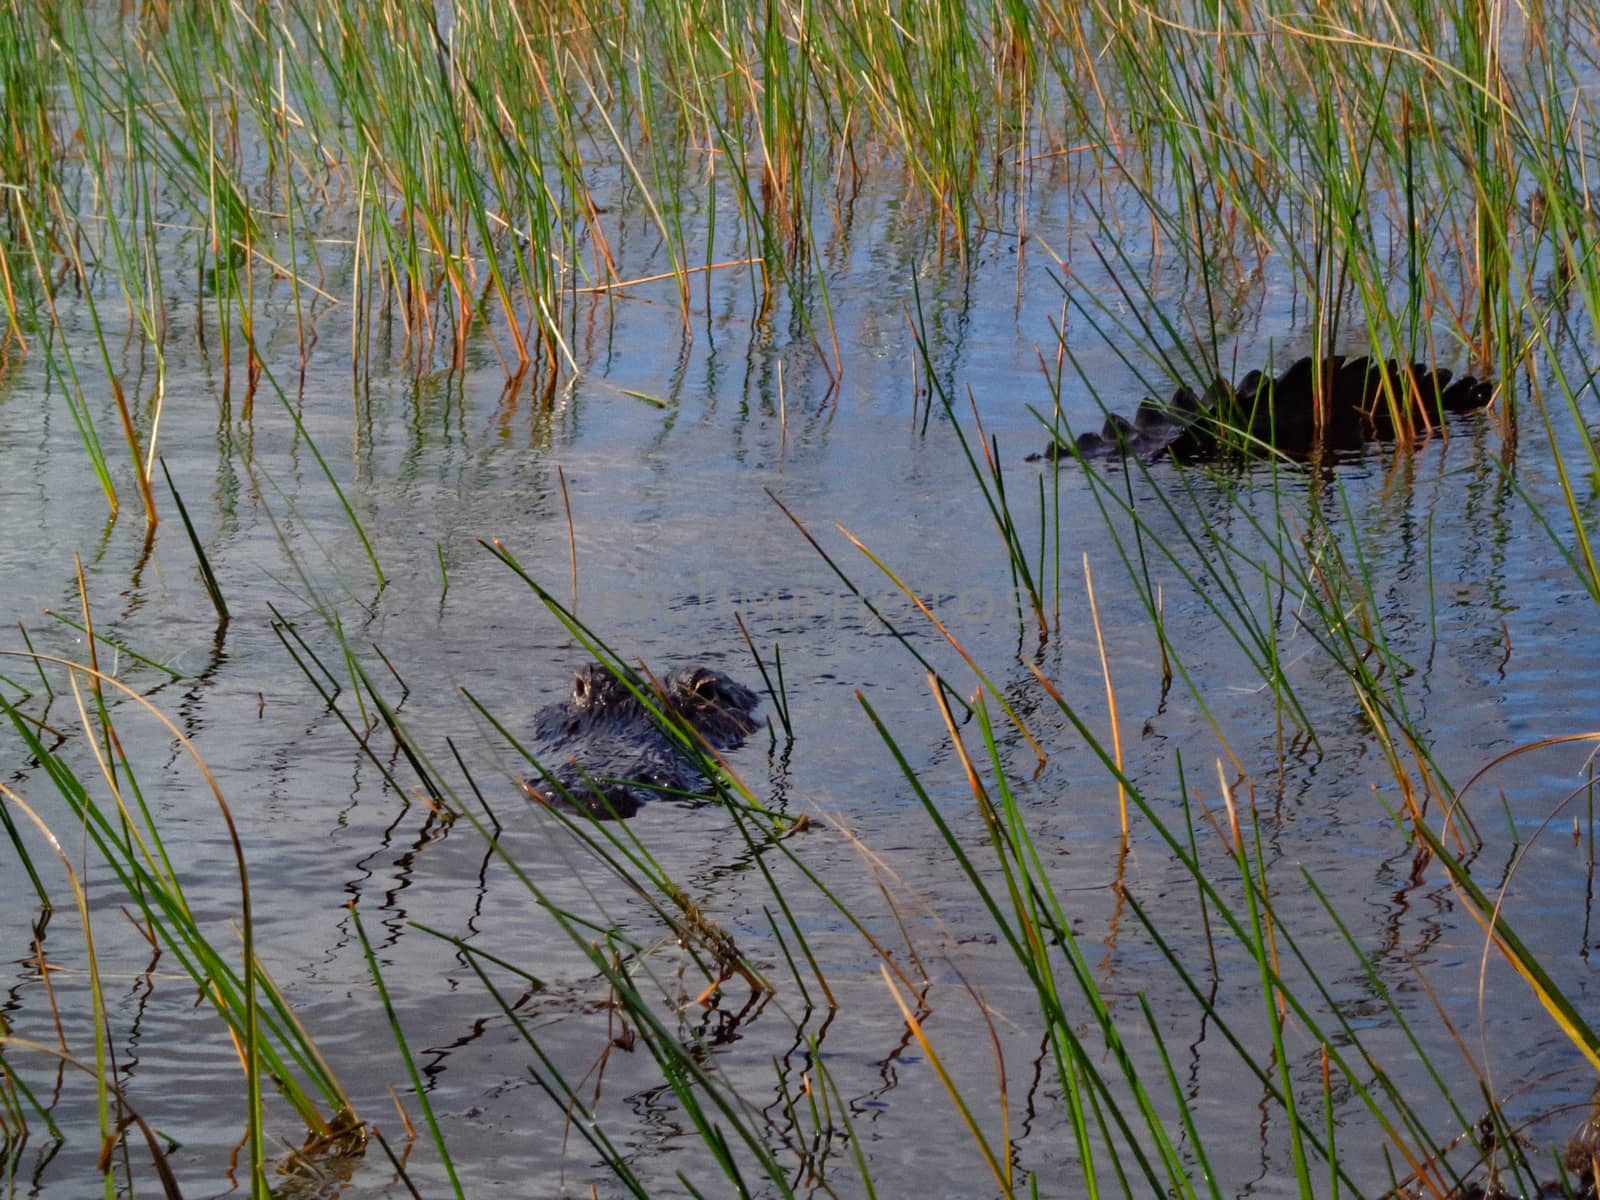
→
(3, 0, 1600, 1196)
(0, 654, 363, 1194)
(4, 495, 1595, 1192)
(12, 0, 1574, 465)
(219, 515, 1593, 1195)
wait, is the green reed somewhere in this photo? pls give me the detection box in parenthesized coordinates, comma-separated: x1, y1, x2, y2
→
(417, 521, 1579, 1194)
(350, 903, 464, 1199)
(7, 0, 1563, 431)
(4, 0, 1600, 1195)
(0, 657, 359, 1197)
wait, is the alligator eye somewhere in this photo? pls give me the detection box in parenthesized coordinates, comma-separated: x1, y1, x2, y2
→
(573, 672, 590, 705)
(691, 670, 719, 698)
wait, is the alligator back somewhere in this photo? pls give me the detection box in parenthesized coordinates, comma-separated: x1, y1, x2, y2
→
(1048, 354, 1496, 463)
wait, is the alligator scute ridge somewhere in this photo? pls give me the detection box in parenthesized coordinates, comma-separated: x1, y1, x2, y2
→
(1039, 353, 1497, 464)
(526, 662, 760, 820)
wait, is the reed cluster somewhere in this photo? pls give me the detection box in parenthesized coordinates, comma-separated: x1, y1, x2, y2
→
(2, 0, 1598, 1196)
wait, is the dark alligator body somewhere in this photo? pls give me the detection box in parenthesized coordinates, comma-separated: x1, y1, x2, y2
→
(527, 663, 760, 819)
(1043, 353, 1496, 464)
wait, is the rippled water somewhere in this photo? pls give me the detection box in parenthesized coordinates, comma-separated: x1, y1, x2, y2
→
(6, 58, 1600, 1200)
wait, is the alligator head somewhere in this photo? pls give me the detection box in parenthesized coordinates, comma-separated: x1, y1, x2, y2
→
(527, 663, 760, 819)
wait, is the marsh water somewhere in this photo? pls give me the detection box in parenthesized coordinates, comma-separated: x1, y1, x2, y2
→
(5, 16, 1600, 1200)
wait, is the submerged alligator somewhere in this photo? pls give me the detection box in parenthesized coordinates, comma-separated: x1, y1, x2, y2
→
(526, 662, 761, 819)
(1041, 353, 1497, 463)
